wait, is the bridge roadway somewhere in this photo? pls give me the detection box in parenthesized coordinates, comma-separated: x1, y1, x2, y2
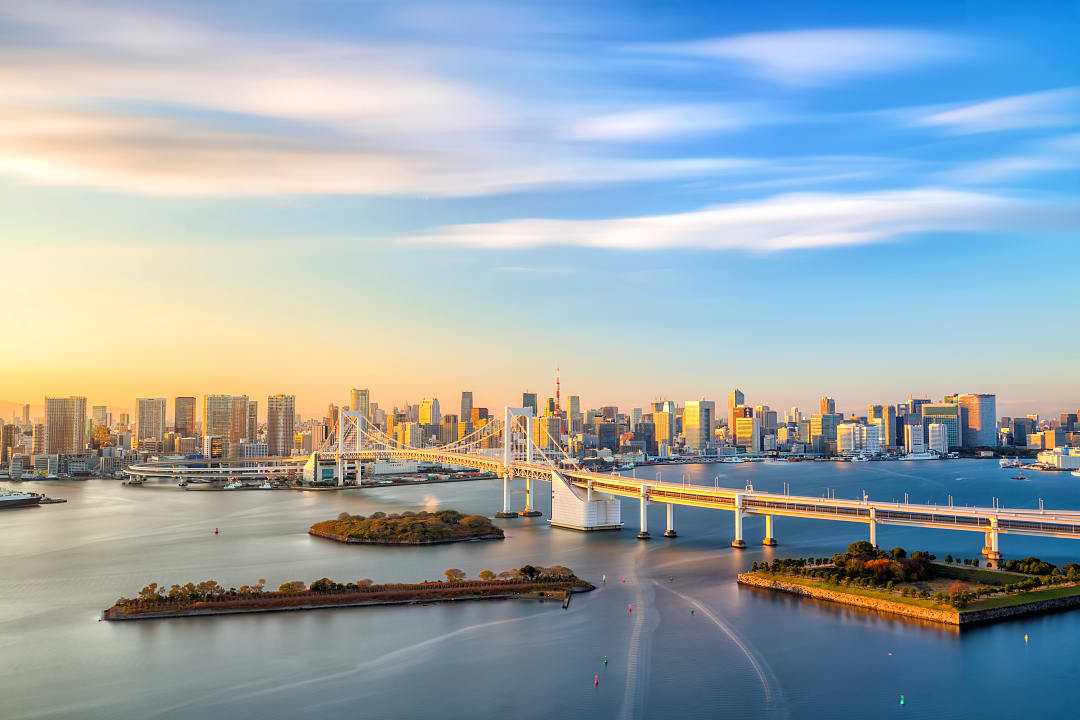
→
(333, 448, 1080, 553)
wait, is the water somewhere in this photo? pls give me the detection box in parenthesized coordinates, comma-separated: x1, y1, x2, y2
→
(3, 459, 1080, 719)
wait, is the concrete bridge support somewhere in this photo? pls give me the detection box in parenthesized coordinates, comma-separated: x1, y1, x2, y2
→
(762, 514, 777, 546)
(549, 472, 621, 531)
(982, 518, 1002, 568)
(520, 477, 542, 517)
(731, 494, 746, 548)
(664, 503, 677, 538)
(496, 469, 517, 518)
(868, 507, 877, 548)
(637, 485, 650, 540)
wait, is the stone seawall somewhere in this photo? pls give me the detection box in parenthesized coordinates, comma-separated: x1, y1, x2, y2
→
(737, 573, 961, 625)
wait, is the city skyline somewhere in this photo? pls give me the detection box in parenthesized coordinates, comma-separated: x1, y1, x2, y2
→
(1, 1, 1077, 414)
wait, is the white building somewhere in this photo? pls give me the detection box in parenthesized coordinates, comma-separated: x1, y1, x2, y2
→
(1036, 447, 1080, 469)
(905, 424, 926, 454)
(928, 422, 949, 455)
(837, 422, 881, 455)
(136, 397, 167, 446)
(239, 439, 269, 458)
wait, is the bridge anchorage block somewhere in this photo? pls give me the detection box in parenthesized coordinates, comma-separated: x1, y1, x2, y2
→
(762, 538, 777, 547)
(518, 510, 542, 517)
(495, 511, 519, 519)
(636, 531, 651, 541)
(663, 529, 677, 538)
(730, 539, 747, 549)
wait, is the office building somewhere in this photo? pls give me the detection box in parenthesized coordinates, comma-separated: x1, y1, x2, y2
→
(905, 423, 926, 454)
(928, 423, 949, 454)
(921, 403, 963, 449)
(819, 396, 836, 415)
(44, 396, 87, 455)
(92, 405, 110, 428)
(267, 394, 295, 457)
(21, 403, 30, 425)
(735, 415, 762, 453)
(728, 389, 745, 438)
(837, 422, 882, 455)
(246, 401, 258, 440)
(418, 398, 441, 425)
(460, 391, 473, 430)
(136, 398, 167, 446)
(203, 394, 233, 438)
(1, 424, 14, 464)
(809, 412, 841, 454)
(522, 392, 538, 416)
(174, 397, 196, 437)
(683, 399, 713, 451)
(958, 393, 997, 447)
(350, 388, 370, 419)
(202, 435, 226, 459)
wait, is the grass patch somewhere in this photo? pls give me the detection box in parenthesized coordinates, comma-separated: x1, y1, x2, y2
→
(933, 563, 1027, 586)
(965, 583, 1080, 611)
(753, 573, 952, 611)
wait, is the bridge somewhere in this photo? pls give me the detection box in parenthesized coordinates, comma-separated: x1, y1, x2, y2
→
(310, 407, 1080, 568)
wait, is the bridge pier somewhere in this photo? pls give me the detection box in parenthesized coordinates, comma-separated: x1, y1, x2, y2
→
(663, 503, 677, 538)
(982, 520, 1002, 568)
(637, 485, 650, 540)
(731, 494, 746, 548)
(762, 514, 777, 546)
(495, 470, 517, 518)
(868, 507, 877, 548)
(519, 476, 542, 517)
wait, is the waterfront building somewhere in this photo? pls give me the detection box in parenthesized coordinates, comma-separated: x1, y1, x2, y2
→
(653, 410, 675, 447)
(735, 415, 762, 453)
(837, 422, 882, 455)
(350, 388, 370, 419)
(921, 403, 963, 449)
(403, 422, 425, 448)
(596, 421, 618, 451)
(928, 423, 949, 454)
(1036, 447, 1080, 470)
(683, 399, 713, 451)
(44, 396, 87, 455)
(229, 396, 250, 448)
(136, 398, 166, 447)
(958, 393, 997, 447)
(174, 397, 196, 437)
(809, 412, 841, 454)
(177, 437, 198, 454)
(905, 423, 926, 454)
(267, 394, 295, 457)
(419, 398, 441, 425)
(239, 439, 269, 458)
(202, 435, 226, 459)
(633, 421, 657, 455)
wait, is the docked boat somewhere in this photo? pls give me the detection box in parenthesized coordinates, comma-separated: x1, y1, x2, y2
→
(223, 481, 243, 490)
(899, 452, 938, 461)
(1000, 457, 1022, 468)
(1073, 470, 1080, 478)
(259, 482, 273, 490)
(849, 454, 870, 463)
(0, 489, 43, 509)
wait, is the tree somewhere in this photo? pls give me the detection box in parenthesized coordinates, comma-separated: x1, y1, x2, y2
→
(278, 580, 307, 593)
(138, 583, 161, 601)
(444, 568, 466, 582)
(356, 578, 374, 588)
(519, 565, 541, 580)
(478, 570, 496, 581)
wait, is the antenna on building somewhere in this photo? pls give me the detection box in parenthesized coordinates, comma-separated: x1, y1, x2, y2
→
(555, 366, 561, 414)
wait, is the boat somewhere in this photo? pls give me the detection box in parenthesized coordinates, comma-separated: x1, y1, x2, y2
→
(1012, 471, 1028, 480)
(898, 452, 938, 461)
(0, 489, 43, 509)
(223, 481, 243, 490)
(259, 482, 273, 490)
(1072, 470, 1080, 478)
(849, 454, 870, 463)
(1000, 457, 1022, 468)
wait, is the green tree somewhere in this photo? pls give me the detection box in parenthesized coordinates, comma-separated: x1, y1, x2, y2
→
(478, 570, 496, 581)
(444, 568, 466, 582)
(519, 565, 541, 580)
(278, 580, 307, 593)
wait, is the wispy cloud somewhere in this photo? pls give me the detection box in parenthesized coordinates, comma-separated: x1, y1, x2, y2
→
(404, 188, 1076, 251)
(566, 104, 758, 141)
(633, 29, 969, 85)
(916, 87, 1080, 134)
(942, 133, 1080, 184)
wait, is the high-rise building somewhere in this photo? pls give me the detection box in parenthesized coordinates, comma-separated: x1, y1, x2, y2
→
(439, 414, 459, 444)
(728, 389, 745, 437)
(92, 405, 110, 428)
(350, 388, 370, 418)
(735, 415, 761, 452)
(419, 398, 441, 425)
(905, 423, 926, 454)
(928, 423, 949, 454)
(136, 398, 167, 445)
(1, 424, 14, 464)
(922, 403, 963, 449)
(654, 410, 675, 447)
(203, 394, 233, 440)
(908, 397, 931, 417)
(460, 392, 473, 429)
(21, 403, 30, 425)
(229, 395, 250, 447)
(837, 422, 882, 455)
(246, 401, 258, 440)
(174, 397, 196, 437)
(522, 392, 538, 416)
(44, 396, 87, 454)
(31, 423, 45, 454)
(683, 400, 713, 451)
(809, 412, 841, 454)
(819, 396, 836, 415)
(267, 394, 295, 457)
(881, 405, 897, 449)
(786, 407, 802, 424)
(957, 394, 997, 448)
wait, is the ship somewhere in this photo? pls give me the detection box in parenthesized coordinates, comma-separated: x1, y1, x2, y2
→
(1000, 457, 1022, 468)
(898, 452, 939, 461)
(0, 489, 43, 509)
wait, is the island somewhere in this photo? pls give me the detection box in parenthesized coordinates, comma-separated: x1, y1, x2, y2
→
(101, 565, 593, 621)
(309, 509, 505, 545)
(738, 541, 1080, 626)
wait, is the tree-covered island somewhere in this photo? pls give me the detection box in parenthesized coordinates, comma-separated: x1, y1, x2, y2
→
(309, 509, 504, 545)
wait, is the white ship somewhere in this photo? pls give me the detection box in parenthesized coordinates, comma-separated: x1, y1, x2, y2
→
(0, 489, 43, 509)
(259, 482, 273, 490)
(999, 457, 1022, 468)
(898, 452, 938, 461)
(223, 481, 243, 490)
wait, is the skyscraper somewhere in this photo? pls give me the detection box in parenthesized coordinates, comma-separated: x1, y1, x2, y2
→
(460, 391, 473, 428)
(683, 400, 713, 451)
(922, 403, 962, 449)
(203, 395, 233, 438)
(522, 392, 538, 416)
(350, 388, 370, 418)
(246, 400, 258, 440)
(819, 396, 836, 415)
(728, 389, 745, 438)
(44, 396, 87, 454)
(21, 403, 30, 425)
(92, 405, 110, 428)
(136, 398, 167, 445)
(267, 394, 295, 457)
(229, 395, 250, 448)
(419, 398, 441, 425)
(958, 393, 997, 447)
(174, 396, 196, 437)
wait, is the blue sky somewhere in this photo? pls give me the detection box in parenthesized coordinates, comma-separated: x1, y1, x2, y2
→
(1, 0, 1077, 416)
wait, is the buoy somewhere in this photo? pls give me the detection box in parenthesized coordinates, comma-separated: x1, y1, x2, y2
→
(594, 673, 599, 687)
(1024, 634, 1029, 643)
(899, 694, 905, 706)
(602, 656, 608, 665)
(602, 574, 606, 584)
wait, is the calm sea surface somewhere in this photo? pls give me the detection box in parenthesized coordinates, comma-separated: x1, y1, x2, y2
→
(4, 459, 1080, 719)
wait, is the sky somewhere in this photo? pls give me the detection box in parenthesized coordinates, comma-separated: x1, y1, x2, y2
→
(1, 0, 1078, 419)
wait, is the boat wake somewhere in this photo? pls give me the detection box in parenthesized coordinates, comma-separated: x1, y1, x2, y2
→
(652, 581, 786, 715)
